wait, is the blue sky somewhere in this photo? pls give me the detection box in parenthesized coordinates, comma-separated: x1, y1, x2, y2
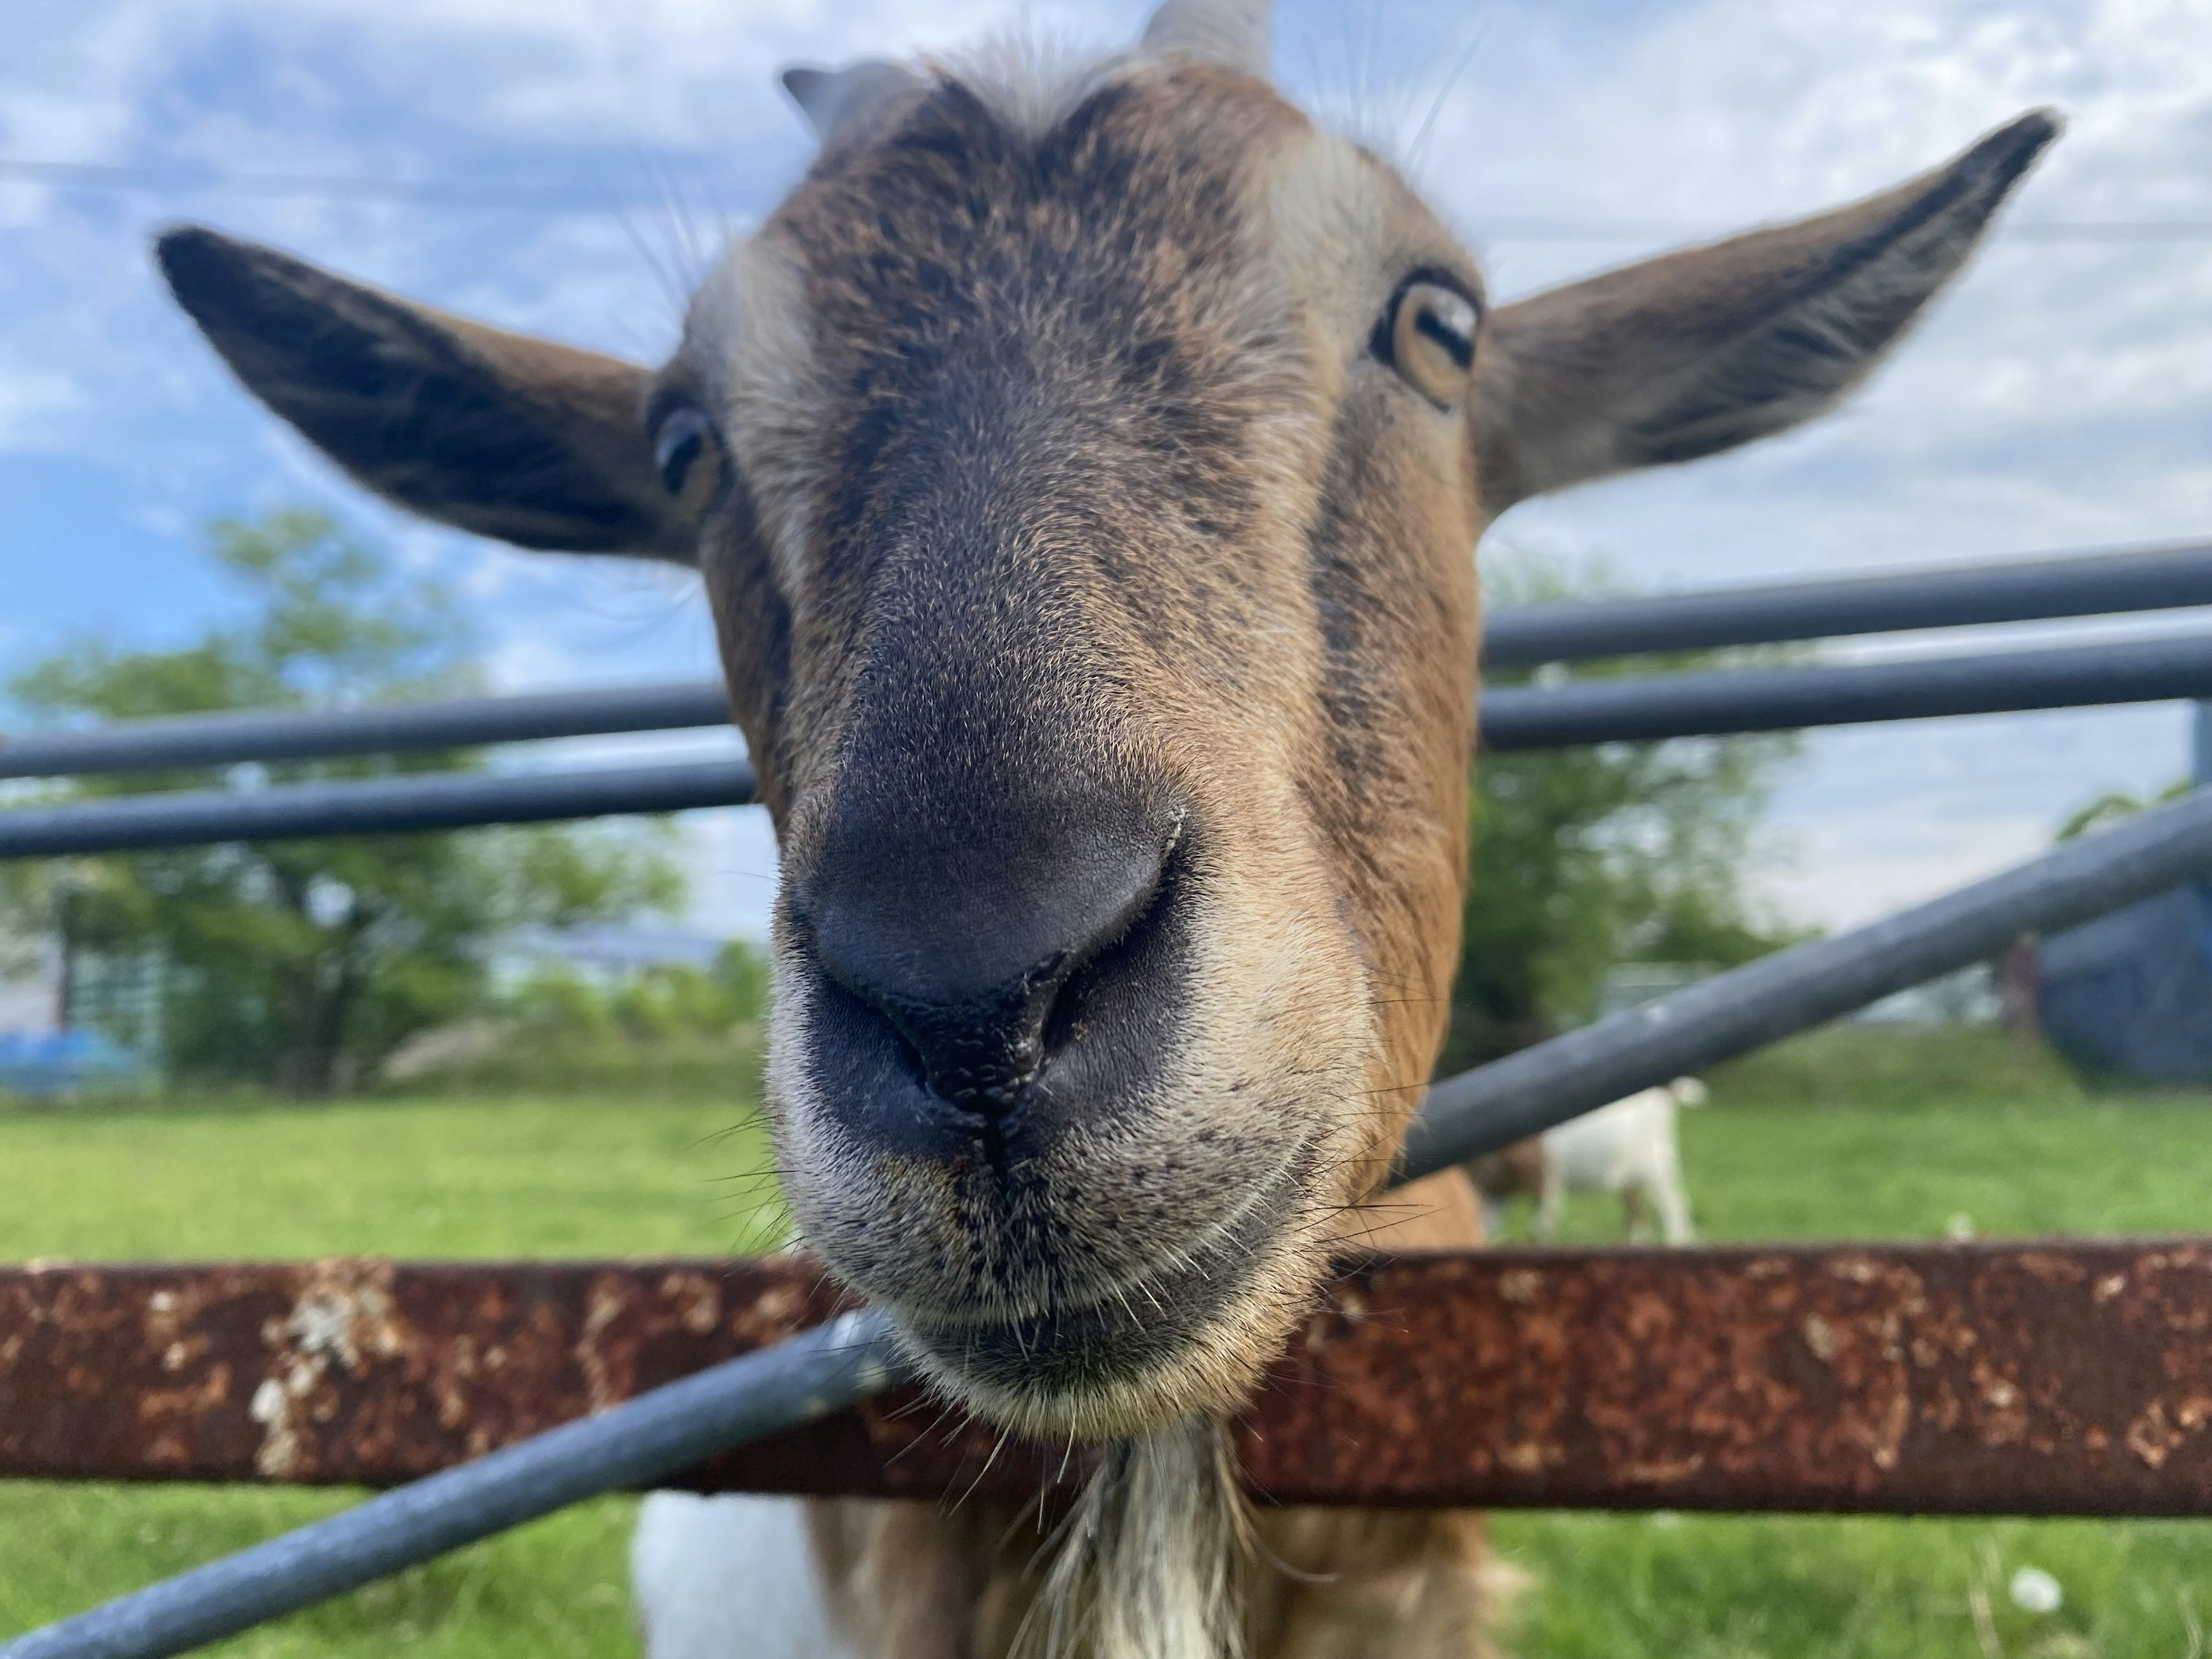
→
(3, 0, 2209, 939)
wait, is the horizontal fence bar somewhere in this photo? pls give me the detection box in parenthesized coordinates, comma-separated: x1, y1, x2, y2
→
(7, 1244, 2212, 1517)
(0, 683, 733, 782)
(9, 632, 2212, 857)
(0, 761, 756, 859)
(1483, 537, 2212, 666)
(1478, 626, 2212, 749)
(1401, 785, 2212, 1179)
(6, 541, 2210, 785)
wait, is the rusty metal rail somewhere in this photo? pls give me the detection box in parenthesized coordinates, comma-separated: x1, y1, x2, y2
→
(10, 1243, 2212, 1516)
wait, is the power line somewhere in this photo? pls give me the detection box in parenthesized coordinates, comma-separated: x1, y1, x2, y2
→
(0, 158, 632, 211)
(1479, 216, 2212, 245)
(3, 157, 2208, 242)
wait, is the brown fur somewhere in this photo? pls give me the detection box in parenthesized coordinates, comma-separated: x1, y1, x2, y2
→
(154, 14, 2056, 1650)
(805, 1485, 1503, 1659)
(680, 64, 1494, 1455)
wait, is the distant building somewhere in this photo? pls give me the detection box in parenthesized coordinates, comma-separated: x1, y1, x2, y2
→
(2039, 884, 2212, 1083)
(0, 1029, 148, 1097)
(0, 935, 59, 1037)
(62, 946, 165, 1060)
(0, 933, 152, 1097)
(2035, 703, 2212, 1085)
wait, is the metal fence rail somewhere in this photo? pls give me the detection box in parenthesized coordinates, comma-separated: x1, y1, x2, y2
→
(10, 633, 2212, 858)
(1479, 626, 2212, 748)
(1483, 536, 2212, 666)
(0, 761, 756, 858)
(0, 682, 734, 782)
(12, 785, 2212, 1659)
(6, 538, 2211, 784)
(9, 1244, 2211, 1515)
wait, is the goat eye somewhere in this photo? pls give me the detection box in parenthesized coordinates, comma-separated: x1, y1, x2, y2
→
(1382, 279, 1480, 410)
(653, 406, 713, 497)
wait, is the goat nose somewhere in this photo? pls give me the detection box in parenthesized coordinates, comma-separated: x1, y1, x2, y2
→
(796, 797, 1175, 1116)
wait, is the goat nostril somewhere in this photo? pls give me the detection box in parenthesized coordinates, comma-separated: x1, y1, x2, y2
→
(886, 988, 1063, 1116)
(800, 805, 1180, 1122)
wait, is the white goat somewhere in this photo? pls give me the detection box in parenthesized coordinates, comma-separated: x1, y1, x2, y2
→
(1472, 1078, 1706, 1246)
(631, 1493, 850, 1659)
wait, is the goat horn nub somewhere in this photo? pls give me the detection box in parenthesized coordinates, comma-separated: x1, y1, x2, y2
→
(1139, 0, 1272, 78)
(781, 60, 926, 146)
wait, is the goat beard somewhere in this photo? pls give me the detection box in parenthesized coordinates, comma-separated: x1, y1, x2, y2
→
(1017, 1414, 1253, 1659)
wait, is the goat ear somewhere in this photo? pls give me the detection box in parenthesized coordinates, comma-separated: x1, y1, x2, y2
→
(156, 226, 695, 563)
(781, 61, 926, 146)
(1472, 111, 2059, 509)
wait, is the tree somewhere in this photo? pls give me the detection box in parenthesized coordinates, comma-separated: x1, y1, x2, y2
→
(2054, 779, 2191, 842)
(6, 511, 685, 1094)
(499, 944, 770, 1044)
(1440, 552, 1808, 1072)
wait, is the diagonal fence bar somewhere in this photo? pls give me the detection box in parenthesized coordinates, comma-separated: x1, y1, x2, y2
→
(12, 786, 2212, 1659)
(1399, 785, 2212, 1179)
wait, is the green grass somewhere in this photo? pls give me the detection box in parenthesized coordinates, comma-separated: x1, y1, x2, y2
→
(1703, 1024, 2090, 1113)
(0, 1091, 783, 1262)
(1494, 1513, 2212, 1659)
(0, 1484, 641, 1659)
(0, 1090, 781, 1657)
(6, 1033, 2212, 1657)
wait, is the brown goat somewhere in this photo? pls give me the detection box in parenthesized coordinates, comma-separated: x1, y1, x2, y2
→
(156, 2, 2055, 1651)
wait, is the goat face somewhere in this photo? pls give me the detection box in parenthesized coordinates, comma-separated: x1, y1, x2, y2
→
(157, 0, 2055, 1440)
(701, 62, 1488, 1436)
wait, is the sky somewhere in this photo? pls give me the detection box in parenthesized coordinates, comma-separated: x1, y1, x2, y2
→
(2, 0, 2209, 941)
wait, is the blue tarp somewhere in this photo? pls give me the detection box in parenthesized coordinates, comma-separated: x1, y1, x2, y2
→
(2039, 884, 2212, 1084)
(0, 1028, 150, 1097)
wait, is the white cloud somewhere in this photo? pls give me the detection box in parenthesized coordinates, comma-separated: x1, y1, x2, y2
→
(0, 366, 86, 445)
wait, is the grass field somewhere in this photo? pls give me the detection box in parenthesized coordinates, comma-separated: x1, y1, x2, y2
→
(6, 1030, 2212, 1657)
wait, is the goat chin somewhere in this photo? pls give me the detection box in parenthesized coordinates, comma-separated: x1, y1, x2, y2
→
(653, 1416, 1259, 1659)
(1020, 1414, 1252, 1659)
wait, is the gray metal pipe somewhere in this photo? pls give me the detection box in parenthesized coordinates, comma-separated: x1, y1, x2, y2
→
(7, 540, 2211, 783)
(7, 631, 2212, 857)
(0, 683, 734, 782)
(0, 760, 756, 859)
(1482, 537, 2212, 666)
(12, 787, 2212, 1657)
(0, 1312, 908, 1659)
(1479, 626, 2212, 749)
